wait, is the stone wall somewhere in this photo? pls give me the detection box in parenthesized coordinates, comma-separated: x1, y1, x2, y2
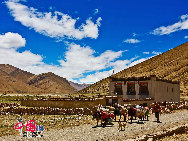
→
(21, 98, 106, 108)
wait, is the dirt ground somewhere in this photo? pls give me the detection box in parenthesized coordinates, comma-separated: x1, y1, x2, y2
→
(158, 133, 188, 141)
(0, 109, 187, 141)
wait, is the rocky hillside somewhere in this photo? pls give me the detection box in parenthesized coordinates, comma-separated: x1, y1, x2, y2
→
(0, 64, 77, 94)
(28, 72, 77, 94)
(0, 69, 42, 94)
(79, 42, 188, 96)
(0, 64, 34, 83)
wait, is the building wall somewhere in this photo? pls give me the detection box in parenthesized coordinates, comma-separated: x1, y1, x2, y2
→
(109, 76, 180, 104)
(154, 81, 180, 102)
(118, 98, 154, 107)
(110, 80, 151, 99)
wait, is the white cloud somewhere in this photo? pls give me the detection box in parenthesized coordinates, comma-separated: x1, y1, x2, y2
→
(0, 32, 26, 49)
(58, 43, 123, 78)
(6, 0, 102, 40)
(152, 14, 188, 35)
(185, 36, 188, 39)
(124, 38, 140, 43)
(0, 49, 43, 67)
(152, 51, 161, 55)
(143, 52, 150, 54)
(0, 32, 42, 68)
(0, 32, 151, 84)
(79, 70, 112, 84)
(0, 33, 124, 82)
(79, 57, 147, 83)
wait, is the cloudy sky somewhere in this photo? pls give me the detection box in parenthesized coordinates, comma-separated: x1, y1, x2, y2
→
(0, 0, 188, 84)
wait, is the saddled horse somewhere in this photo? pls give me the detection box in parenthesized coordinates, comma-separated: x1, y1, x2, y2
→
(114, 106, 128, 121)
(92, 106, 114, 127)
(128, 106, 145, 123)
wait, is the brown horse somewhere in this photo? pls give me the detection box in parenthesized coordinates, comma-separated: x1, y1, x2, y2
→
(114, 106, 128, 121)
(128, 107, 145, 123)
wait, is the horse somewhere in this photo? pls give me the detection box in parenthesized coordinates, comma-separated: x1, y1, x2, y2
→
(114, 106, 128, 121)
(128, 107, 136, 123)
(100, 111, 114, 127)
(128, 106, 145, 123)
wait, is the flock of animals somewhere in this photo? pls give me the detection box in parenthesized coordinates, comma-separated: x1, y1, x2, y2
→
(92, 101, 188, 129)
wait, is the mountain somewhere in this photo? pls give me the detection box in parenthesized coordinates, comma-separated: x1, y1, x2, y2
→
(79, 42, 188, 96)
(0, 68, 42, 94)
(0, 65, 77, 94)
(0, 64, 34, 83)
(68, 81, 90, 91)
(27, 72, 77, 94)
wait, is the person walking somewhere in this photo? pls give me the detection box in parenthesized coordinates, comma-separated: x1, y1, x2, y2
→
(152, 102, 161, 122)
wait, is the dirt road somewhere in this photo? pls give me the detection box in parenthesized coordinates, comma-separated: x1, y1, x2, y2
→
(0, 110, 188, 141)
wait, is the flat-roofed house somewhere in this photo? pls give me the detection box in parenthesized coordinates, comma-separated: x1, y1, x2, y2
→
(107, 75, 180, 105)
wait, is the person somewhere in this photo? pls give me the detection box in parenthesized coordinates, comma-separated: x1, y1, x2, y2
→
(152, 102, 161, 122)
(144, 107, 149, 121)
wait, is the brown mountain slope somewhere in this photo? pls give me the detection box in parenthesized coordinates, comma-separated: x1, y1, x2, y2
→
(27, 72, 77, 94)
(79, 42, 188, 96)
(0, 64, 34, 83)
(0, 64, 77, 94)
(0, 69, 43, 94)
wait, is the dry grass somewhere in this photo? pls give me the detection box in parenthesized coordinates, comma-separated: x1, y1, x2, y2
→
(0, 114, 95, 137)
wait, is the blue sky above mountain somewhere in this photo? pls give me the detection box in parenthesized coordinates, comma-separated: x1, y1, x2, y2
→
(0, 0, 188, 83)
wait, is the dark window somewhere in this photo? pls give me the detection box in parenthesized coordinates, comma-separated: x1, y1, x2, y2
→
(114, 83, 123, 95)
(172, 88, 173, 92)
(127, 82, 136, 95)
(167, 87, 168, 92)
(139, 82, 149, 95)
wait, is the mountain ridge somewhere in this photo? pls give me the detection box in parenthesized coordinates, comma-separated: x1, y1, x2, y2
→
(0, 65, 77, 94)
(79, 42, 188, 96)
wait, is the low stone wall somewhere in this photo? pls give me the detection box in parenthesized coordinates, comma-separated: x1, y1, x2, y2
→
(132, 124, 188, 141)
(21, 98, 106, 108)
(118, 98, 155, 106)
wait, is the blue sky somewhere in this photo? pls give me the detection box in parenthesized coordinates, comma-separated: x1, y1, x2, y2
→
(0, 0, 188, 84)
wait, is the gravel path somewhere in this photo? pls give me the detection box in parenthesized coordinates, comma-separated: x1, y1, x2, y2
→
(1, 110, 188, 141)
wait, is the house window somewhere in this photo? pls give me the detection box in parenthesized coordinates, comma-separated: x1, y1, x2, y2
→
(127, 82, 136, 95)
(114, 83, 123, 95)
(167, 87, 168, 92)
(139, 82, 149, 95)
(172, 88, 173, 92)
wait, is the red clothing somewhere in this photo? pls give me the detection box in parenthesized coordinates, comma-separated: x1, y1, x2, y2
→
(101, 111, 114, 120)
(152, 104, 161, 113)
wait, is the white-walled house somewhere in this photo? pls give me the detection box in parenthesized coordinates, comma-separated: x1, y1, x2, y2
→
(107, 75, 180, 105)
